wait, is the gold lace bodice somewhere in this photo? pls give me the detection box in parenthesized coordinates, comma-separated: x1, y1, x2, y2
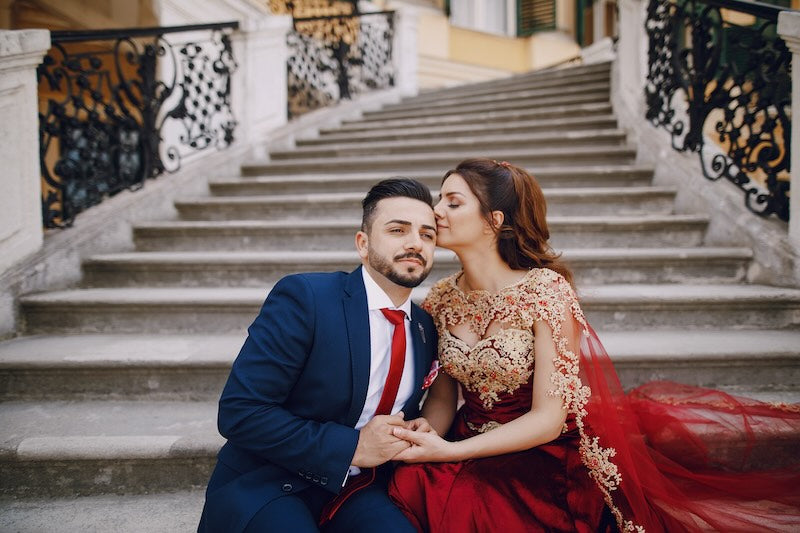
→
(422, 268, 646, 532)
(422, 268, 590, 411)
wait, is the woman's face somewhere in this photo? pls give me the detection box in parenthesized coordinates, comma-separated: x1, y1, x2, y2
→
(433, 173, 490, 250)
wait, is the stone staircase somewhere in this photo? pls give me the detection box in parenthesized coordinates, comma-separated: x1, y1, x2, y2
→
(2, 61, 799, 532)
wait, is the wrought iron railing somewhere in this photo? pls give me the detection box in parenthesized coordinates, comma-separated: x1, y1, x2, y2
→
(286, 11, 395, 118)
(645, 0, 791, 221)
(37, 21, 239, 228)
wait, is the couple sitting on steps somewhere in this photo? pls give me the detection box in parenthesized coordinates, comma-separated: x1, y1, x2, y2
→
(198, 158, 800, 533)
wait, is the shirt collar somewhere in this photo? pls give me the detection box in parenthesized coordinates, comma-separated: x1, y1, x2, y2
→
(361, 266, 412, 318)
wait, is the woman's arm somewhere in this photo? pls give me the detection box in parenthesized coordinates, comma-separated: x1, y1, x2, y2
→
(392, 316, 580, 463)
(419, 370, 459, 436)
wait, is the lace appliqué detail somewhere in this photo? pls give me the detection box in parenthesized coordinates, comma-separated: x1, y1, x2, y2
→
(466, 419, 503, 434)
(423, 269, 645, 533)
(439, 329, 534, 409)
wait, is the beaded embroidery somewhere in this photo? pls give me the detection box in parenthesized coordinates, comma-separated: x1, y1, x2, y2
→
(422, 268, 645, 532)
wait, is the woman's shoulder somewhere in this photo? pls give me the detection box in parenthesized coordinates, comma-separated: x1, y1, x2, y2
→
(421, 272, 460, 314)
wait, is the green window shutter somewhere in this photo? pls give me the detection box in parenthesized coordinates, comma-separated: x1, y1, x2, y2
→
(517, 0, 556, 37)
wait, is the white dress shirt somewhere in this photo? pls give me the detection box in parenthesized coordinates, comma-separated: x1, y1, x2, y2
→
(346, 267, 416, 482)
(356, 267, 416, 429)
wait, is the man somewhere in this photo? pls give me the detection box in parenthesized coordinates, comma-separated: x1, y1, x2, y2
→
(198, 178, 438, 532)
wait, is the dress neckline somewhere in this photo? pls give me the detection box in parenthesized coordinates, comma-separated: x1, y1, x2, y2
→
(443, 327, 532, 353)
(450, 269, 535, 297)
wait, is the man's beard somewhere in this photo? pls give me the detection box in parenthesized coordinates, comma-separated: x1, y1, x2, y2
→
(368, 250, 432, 288)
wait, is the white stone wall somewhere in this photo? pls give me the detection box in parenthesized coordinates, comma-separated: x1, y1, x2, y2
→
(0, 30, 50, 275)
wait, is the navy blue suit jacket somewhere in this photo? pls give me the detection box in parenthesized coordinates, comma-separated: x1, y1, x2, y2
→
(200, 267, 437, 532)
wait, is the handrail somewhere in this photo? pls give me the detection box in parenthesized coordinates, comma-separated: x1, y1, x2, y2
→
(695, 0, 788, 21)
(645, 0, 792, 221)
(38, 22, 239, 228)
(50, 21, 240, 43)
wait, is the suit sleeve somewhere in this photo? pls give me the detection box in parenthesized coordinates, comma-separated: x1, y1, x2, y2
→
(217, 274, 358, 492)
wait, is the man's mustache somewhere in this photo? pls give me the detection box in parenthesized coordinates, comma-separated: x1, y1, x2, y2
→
(394, 252, 427, 267)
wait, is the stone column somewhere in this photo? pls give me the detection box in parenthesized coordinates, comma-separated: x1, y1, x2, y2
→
(0, 30, 50, 274)
(391, 2, 420, 97)
(230, 15, 292, 159)
(778, 11, 800, 250)
(615, 0, 649, 118)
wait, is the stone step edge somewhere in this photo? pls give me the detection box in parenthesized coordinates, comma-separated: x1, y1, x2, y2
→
(334, 103, 614, 131)
(19, 284, 800, 307)
(311, 115, 619, 140)
(177, 186, 677, 206)
(368, 84, 612, 114)
(1, 336, 796, 368)
(83, 247, 752, 267)
(1, 434, 224, 462)
(273, 129, 629, 155)
(241, 144, 639, 168)
(222, 165, 656, 184)
(132, 214, 709, 231)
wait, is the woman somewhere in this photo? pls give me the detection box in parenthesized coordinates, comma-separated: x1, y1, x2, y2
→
(387, 158, 800, 532)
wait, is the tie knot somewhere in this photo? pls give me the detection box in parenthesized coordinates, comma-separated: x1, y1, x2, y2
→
(380, 308, 406, 326)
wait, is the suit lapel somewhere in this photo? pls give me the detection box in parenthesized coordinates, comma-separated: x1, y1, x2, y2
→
(402, 304, 431, 415)
(343, 266, 371, 427)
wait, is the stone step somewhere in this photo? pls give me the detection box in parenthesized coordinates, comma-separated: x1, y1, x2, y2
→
(19, 284, 800, 334)
(603, 330, 800, 392)
(211, 166, 655, 195)
(367, 81, 611, 116)
(0, 489, 206, 533)
(333, 102, 614, 133)
(177, 186, 675, 220)
(402, 63, 611, 104)
(390, 75, 611, 110)
(80, 248, 751, 288)
(273, 129, 628, 159)
(1, 385, 797, 499)
(358, 92, 609, 122)
(0, 399, 220, 497)
(307, 115, 619, 145)
(0, 334, 241, 401)
(240, 145, 638, 175)
(131, 215, 708, 252)
(0, 328, 795, 402)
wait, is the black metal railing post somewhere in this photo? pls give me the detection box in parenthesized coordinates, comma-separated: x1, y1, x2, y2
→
(286, 11, 395, 118)
(645, 0, 792, 221)
(37, 21, 239, 228)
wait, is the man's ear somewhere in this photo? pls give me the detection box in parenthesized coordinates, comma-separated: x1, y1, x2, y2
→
(355, 230, 369, 260)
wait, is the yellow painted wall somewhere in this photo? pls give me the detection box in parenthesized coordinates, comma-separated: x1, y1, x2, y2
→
(449, 26, 530, 72)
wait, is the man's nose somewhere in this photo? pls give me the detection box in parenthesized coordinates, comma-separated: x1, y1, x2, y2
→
(404, 231, 423, 250)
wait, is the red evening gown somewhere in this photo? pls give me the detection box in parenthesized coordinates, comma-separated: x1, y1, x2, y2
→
(388, 269, 800, 532)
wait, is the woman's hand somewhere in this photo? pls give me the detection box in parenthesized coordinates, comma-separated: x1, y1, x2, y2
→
(404, 417, 438, 435)
(391, 427, 458, 463)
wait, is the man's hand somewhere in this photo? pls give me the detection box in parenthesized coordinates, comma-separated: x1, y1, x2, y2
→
(350, 412, 411, 468)
(404, 417, 437, 435)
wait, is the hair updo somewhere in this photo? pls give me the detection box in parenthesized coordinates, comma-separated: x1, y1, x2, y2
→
(442, 158, 574, 287)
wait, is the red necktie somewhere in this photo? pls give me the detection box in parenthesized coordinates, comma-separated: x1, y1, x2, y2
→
(375, 308, 406, 416)
(318, 308, 407, 526)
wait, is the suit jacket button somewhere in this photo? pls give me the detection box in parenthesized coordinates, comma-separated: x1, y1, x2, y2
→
(320, 477, 328, 486)
(282, 483, 292, 492)
(312, 475, 320, 483)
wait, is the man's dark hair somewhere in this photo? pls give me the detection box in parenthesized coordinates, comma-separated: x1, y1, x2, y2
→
(361, 177, 433, 232)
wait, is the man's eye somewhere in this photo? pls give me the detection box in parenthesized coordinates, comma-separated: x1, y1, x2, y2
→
(422, 233, 435, 240)
(448, 204, 459, 209)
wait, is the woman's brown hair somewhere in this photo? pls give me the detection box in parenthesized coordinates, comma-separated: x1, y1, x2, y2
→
(443, 158, 574, 287)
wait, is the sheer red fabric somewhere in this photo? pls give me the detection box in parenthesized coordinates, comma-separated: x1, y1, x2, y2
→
(390, 325, 800, 532)
(575, 324, 800, 531)
(390, 269, 800, 532)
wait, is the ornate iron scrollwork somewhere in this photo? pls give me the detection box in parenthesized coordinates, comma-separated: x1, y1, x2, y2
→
(37, 22, 238, 228)
(645, 0, 791, 221)
(287, 11, 395, 118)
